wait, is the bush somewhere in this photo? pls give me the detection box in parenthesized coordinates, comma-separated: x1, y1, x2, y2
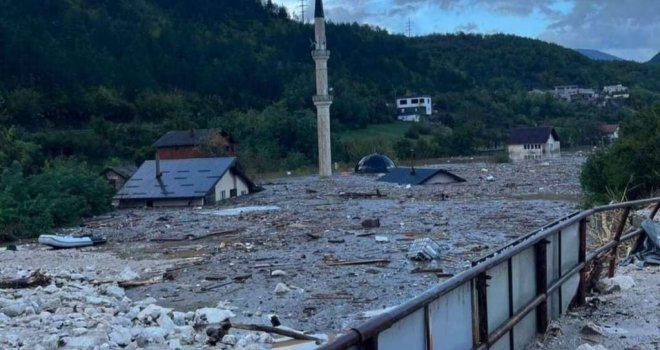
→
(0, 160, 114, 238)
(581, 105, 660, 205)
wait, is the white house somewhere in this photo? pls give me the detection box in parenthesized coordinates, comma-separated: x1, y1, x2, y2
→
(603, 84, 627, 94)
(396, 95, 432, 122)
(114, 157, 255, 208)
(508, 127, 561, 161)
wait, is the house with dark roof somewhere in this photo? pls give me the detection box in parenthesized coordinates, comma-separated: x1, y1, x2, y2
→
(508, 127, 560, 161)
(153, 129, 235, 160)
(101, 165, 138, 191)
(378, 167, 466, 185)
(114, 157, 255, 208)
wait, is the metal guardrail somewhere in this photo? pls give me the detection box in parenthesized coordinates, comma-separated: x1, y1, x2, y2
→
(318, 197, 660, 350)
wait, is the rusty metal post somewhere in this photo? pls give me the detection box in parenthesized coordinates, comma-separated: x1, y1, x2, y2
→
(476, 272, 489, 345)
(424, 305, 432, 350)
(534, 240, 549, 332)
(607, 207, 631, 277)
(364, 336, 378, 350)
(576, 218, 588, 306)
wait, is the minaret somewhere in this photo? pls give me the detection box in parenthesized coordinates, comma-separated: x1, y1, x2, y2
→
(312, 0, 332, 177)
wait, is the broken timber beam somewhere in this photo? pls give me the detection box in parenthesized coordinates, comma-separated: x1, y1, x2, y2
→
(224, 322, 321, 343)
(326, 259, 390, 266)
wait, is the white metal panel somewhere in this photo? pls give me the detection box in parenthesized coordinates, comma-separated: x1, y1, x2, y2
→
(378, 309, 426, 350)
(487, 261, 510, 332)
(561, 223, 580, 274)
(546, 232, 561, 320)
(512, 248, 536, 313)
(490, 332, 510, 350)
(513, 309, 537, 350)
(561, 274, 579, 314)
(429, 283, 473, 350)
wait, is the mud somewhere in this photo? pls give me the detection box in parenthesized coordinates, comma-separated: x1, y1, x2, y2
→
(6, 153, 586, 335)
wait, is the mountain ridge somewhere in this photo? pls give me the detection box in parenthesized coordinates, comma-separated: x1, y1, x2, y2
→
(575, 48, 623, 61)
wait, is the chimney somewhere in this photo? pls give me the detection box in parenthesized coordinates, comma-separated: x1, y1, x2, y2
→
(410, 149, 416, 175)
(155, 152, 162, 178)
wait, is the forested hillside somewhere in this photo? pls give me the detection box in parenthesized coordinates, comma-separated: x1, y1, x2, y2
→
(2, 0, 660, 169)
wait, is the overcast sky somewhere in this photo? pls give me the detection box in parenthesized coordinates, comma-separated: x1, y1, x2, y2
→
(279, 0, 660, 62)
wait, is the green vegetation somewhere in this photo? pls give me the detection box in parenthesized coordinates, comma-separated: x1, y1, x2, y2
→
(581, 105, 660, 205)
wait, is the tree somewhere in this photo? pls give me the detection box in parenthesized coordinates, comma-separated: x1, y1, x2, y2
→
(581, 105, 660, 205)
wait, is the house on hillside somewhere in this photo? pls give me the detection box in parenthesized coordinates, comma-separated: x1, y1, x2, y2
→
(508, 127, 560, 161)
(378, 167, 466, 185)
(153, 129, 235, 160)
(395, 95, 432, 122)
(114, 157, 255, 208)
(101, 165, 138, 191)
(599, 124, 620, 143)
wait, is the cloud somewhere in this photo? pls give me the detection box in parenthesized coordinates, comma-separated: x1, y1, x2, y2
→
(540, 1, 660, 61)
(282, 0, 660, 61)
(455, 22, 478, 32)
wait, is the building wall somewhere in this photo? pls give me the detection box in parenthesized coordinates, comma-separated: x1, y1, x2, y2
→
(118, 198, 204, 208)
(396, 96, 432, 122)
(213, 170, 250, 203)
(508, 135, 560, 161)
(104, 172, 126, 191)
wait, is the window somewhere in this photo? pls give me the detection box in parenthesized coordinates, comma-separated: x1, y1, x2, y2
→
(400, 100, 408, 105)
(411, 98, 418, 104)
(241, 190, 247, 195)
(221, 190, 226, 200)
(230, 189, 238, 198)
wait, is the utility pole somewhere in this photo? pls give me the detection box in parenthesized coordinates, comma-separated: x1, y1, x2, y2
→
(298, 0, 306, 23)
(407, 18, 412, 37)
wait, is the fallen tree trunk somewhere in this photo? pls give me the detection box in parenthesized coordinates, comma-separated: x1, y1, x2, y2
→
(224, 322, 321, 342)
(0, 270, 50, 289)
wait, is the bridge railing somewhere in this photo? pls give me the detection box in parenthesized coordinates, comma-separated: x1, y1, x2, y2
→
(317, 197, 660, 350)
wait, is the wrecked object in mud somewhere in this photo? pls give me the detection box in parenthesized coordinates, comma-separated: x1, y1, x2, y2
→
(354, 153, 396, 174)
(628, 219, 660, 265)
(361, 218, 380, 228)
(407, 238, 443, 261)
(378, 167, 466, 185)
(338, 190, 386, 199)
(38, 234, 107, 249)
(0, 269, 50, 289)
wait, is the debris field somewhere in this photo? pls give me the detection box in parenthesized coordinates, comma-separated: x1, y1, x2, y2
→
(0, 154, 586, 348)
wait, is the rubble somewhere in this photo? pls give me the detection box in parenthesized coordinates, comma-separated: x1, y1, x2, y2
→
(0, 272, 280, 350)
(1, 153, 585, 337)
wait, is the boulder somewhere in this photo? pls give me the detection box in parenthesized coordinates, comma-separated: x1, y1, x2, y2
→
(576, 344, 607, 350)
(1, 302, 26, 317)
(109, 326, 132, 346)
(157, 311, 176, 334)
(194, 307, 235, 324)
(135, 327, 167, 347)
(274, 283, 291, 295)
(117, 267, 139, 281)
(168, 338, 183, 350)
(596, 275, 635, 294)
(137, 304, 171, 322)
(103, 285, 125, 299)
(172, 311, 186, 326)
